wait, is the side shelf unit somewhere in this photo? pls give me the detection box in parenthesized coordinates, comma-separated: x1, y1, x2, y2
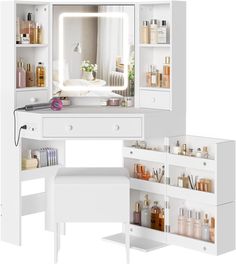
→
(105, 135, 235, 255)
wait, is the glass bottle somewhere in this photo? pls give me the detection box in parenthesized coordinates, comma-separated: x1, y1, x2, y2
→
(151, 65, 157, 87)
(162, 56, 170, 88)
(35, 23, 42, 44)
(173, 140, 181, 155)
(186, 209, 194, 237)
(151, 201, 161, 230)
(133, 202, 141, 226)
(210, 217, 215, 243)
(141, 194, 151, 228)
(25, 13, 35, 44)
(26, 63, 34, 87)
(146, 65, 152, 87)
(159, 208, 165, 232)
(36, 62, 45, 87)
(16, 58, 26, 88)
(157, 20, 167, 44)
(193, 211, 202, 240)
(178, 208, 186, 235)
(202, 214, 210, 241)
(202, 146, 209, 159)
(149, 19, 159, 44)
(141, 21, 149, 44)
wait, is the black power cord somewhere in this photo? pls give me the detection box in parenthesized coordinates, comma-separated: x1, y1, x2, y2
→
(13, 108, 27, 147)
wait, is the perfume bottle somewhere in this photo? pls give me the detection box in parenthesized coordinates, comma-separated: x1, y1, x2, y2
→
(178, 208, 186, 235)
(186, 210, 194, 237)
(159, 208, 165, 232)
(133, 202, 141, 226)
(141, 21, 149, 44)
(193, 211, 202, 240)
(202, 214, 210, 241)
(149, 19, 159, 44)
(146, 66, 152, 87)
(151, 201, 161, 230)
(181, 144, 187, 155)
(202, 146, 209, 159)
(16, 17, 21, 44)
(157, 72, 163, 87)
(16, 57, 26, 88)
(151, 65, 157, 87)
(141, 194, 151, 228)
(24, 13, 35, 44)
(196, 148, 202, 158)
(36, 62, 45, 87)
(210, 217, 215, 243)
(35, 23, 42, 44)
(173, 140, 181, 154)
(157, 20, 167, 44)
(26, 64, 34, 87)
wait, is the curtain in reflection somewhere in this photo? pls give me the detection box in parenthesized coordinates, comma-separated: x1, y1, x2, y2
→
(96, 6, 124, 85)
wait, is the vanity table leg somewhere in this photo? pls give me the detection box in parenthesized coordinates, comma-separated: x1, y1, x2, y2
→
(125, 222, 130, 264)
(54, 223, 60, 264)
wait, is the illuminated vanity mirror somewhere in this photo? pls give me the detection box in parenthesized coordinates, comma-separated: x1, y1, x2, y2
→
(53, 5, 135, 102)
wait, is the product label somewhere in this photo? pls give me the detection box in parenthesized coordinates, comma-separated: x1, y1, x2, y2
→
(151, 75, 156, 84)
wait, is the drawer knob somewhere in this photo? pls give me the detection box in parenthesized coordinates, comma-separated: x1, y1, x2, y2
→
(130, 151, 133, 154)
(30, 97, 38, 103)
(203, 162, 207, 166)
(66, 125, 73, 131)
(114, 124, 120, 131)
(152, 97, 157, 103)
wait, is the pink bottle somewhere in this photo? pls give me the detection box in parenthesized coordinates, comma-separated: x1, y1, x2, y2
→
(16, 58, 26, 88)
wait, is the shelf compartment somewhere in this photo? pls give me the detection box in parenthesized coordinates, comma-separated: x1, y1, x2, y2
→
(166, 185, 216, 205)
(123, 146, 166, 163)
(131, 178, 166, 196)
(167, 233, 216, 255)
(103, 232, 166, 252)
(21, 192, 45, 216)
(21, 165, 61, 181)
(16, 44, 48, 48)
(168, 154, 215, 172)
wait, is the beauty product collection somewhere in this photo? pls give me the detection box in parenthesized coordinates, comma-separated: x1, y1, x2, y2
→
(146, 56, 170, 88)
(133, 194, 165, 231)
(172, 141, 210, 159)
(22, 148, 58, 170)
(134, 163, 165, 183)
(141, 19, 168, 44)
(16, 13, 43, 44)
(176, 173, 212, 193)
(131, 141, 161, 151)
(178, 208, 215, 243)
(16, 58, 45, 88)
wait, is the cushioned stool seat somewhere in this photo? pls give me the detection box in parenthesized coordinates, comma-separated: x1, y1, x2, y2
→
(54, 167, 130, 264)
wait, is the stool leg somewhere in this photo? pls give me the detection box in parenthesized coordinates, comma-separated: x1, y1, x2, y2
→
(125, 222, 130, 264)
(54, 223, 59, 264)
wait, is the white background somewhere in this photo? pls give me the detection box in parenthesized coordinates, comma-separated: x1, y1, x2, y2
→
(1, 0, 236, 263)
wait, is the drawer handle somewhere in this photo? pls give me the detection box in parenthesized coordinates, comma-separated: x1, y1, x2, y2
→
(152, 97, 157, 103)
(66, 125, 73, 131)
(114, 124, 120, 131)
(203, 162, 207, 166)
(30, 97, 38, 103)
(130, 151, 133, 154)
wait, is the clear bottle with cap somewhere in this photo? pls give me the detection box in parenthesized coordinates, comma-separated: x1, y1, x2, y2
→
(193, 211, 202, 239)
(24, 13, 35, 44)
(151, 65, 157, 87)
(36, 62, 45, 87)
(16, 57, 26, 88)
(173, 140, 181, 155)
(133, 202, 141, 226)
(202, 146, 209, 159)
(162, 56, 171, 88)
(149, 19, 159, 44)
(141, 21, 149, 44)
(201, 214, 210, 241)
(186, 209, 194, 237)
(151, 201, 161, 230)
(157, 20, 167, 44)
(141, 194, 151, 228)
(26, 63, 35, 87)
(178, 208, 186, 235)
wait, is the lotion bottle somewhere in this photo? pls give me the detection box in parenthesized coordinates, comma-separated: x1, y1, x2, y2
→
(16, 58, 26, 88)
(202, 214, 210, 241)
(141, 194, 151, 228)
(193, 211, 202, 239)
(186, 209, 194, 237)
(178, 208, 186, 235)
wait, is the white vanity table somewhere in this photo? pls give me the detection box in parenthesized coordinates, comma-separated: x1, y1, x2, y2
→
(1, 0, 235, 257)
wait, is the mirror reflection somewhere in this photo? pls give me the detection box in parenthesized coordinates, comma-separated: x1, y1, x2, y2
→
(53, 5, 134, 98)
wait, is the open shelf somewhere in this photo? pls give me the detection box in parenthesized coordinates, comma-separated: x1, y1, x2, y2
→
(103, 233, 166, 252)
(21, 165, 61, 181)
(131, 178, 166, 195)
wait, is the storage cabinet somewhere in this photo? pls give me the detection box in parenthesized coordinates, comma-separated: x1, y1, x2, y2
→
(105, 135, 235, 255)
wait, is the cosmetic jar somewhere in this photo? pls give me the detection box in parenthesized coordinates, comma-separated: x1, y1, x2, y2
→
(107, 98, 121, 106)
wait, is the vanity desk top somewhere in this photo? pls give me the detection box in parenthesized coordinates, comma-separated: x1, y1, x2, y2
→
(17, 106, 179, 140)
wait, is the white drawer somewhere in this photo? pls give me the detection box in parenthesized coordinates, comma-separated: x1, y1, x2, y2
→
(43, 117, 143, 138)
(16, 90, 48, 108)
(140, 90, 170, 110)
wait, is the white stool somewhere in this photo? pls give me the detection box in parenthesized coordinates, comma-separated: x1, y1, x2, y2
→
(54, 167, 130, 264)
